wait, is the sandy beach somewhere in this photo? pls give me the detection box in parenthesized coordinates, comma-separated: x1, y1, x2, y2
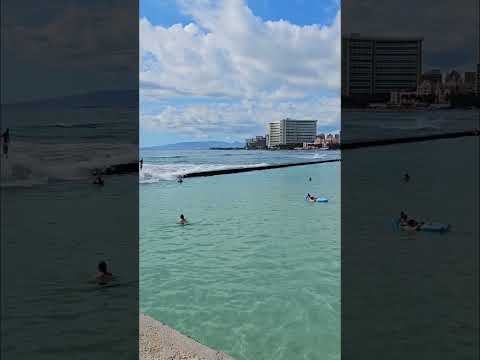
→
(140, 314, 235, 360)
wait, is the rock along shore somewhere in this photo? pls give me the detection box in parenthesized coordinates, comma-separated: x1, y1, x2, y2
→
(140, 314, 235, 360)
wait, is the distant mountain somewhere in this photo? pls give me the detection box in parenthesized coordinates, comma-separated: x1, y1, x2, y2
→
(142, 141, 245, 150)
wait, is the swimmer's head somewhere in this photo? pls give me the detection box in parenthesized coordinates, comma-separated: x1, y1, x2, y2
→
(180, 214, 185, 220)
(98, 261, 107, 273)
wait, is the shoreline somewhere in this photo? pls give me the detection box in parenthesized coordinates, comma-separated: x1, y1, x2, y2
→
(140, 314, 235, 360)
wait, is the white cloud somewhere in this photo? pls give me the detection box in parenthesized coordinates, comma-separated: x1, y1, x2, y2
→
(140, 0, 340, 141)
(140, 0, 340, 100)
(142, 97, 340, 140)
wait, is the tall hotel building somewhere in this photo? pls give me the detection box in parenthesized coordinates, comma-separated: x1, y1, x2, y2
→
(342, 34, 423, 97)
(268, 119, 317, 147)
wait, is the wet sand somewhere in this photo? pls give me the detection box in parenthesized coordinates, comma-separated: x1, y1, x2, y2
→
(140, 314, 235, 360)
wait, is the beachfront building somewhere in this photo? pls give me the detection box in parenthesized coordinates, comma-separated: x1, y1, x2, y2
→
(268, 118, 317, 148)
(246, 136, 267, 150)
(445, 70, 463, 94)
(417, 79, 433, 96)
(421, 69, 442, 86)
(305, 133, 340, 149)
(390, 90, 418, 106)
(464, 72, 476, 94)
(477, 64, 480, 94)
(342, 33, 422, 99)
(314, 134, 325, 146)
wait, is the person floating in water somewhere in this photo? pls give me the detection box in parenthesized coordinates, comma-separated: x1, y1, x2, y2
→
(96, 261, 113, 284)
(140, 158, 143, 170)
(177, 176, 183, 183)
(1, 128, 10, 158)
(93, 176, 104, 186)
(403, 173, 410, 182)
(399, 211, 424, 231)
(177, 214, 188, 225)
(306, 193, 317, 202)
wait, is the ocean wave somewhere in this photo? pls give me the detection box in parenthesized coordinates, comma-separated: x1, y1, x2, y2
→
(140, 163, 269, 183)
(296, 153, 327, 160)
(1, 141, 137, 188)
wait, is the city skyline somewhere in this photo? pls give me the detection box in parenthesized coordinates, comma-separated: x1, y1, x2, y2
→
(140, 0, 341, 147)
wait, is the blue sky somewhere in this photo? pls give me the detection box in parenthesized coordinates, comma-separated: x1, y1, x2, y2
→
(140, 0, 340, 147)
(140, 0, 339, 28)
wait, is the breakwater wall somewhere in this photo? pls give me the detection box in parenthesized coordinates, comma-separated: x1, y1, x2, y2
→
(182, 159, 341, 178)
(340, 130, 479, 150)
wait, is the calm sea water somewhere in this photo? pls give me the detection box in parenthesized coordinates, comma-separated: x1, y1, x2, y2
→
(342, 136, 478, 358)
(1, 106, 138, 359)
(140, 150, 341, 360)
(2, 107, 477, 359)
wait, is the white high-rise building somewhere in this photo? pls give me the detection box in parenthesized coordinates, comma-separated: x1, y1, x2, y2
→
(268, 118, 317, 147)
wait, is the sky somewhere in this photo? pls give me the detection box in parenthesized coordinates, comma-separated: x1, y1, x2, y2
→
(342, 0, 478, 74)
(2, 0, 137, 103)
(140, 0, 341, 147)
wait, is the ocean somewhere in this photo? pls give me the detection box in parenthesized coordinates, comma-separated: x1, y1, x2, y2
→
(1, 107, 477, 359)
(1, 105, 139, 359)
(140, 149, 341, 360)
(139, 108, 478, 359)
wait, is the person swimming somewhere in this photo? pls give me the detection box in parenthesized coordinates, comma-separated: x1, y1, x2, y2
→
(140, 158, 143, 170)
(1, 128, 10, 158)
(309, 177, 312, 182)
(406, 219, 423, 230)
(177, 176, 183, 183)
(306, 193, 317, 201)
(177, 214, 188, 225)
(93, 176, 104, 186)
(399, 213, 424, 231)
(96, 261, 113, 284)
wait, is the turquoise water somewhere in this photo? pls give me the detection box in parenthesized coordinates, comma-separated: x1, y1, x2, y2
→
(140, 162, 340, 360)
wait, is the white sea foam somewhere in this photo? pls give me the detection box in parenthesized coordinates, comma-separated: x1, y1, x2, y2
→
(140, 163, 269, 183)
(0, 141, 137, 187)
(296, 153, 328, 160)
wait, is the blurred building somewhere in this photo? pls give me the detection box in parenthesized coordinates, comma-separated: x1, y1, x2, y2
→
(246, 135, 267, 150)
(464, 72, 476, 94)
(444, 70, 463, 94)
(477, 64, 480, 94)
(308, 133, 340, 149)
(421, 69, 442, 86)
(342, 34, 423, 98)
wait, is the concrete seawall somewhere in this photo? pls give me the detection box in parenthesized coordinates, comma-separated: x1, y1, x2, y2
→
(182, 158, 341, 178)
(140, 314, 235, 360)
(341, 130, 479, 150)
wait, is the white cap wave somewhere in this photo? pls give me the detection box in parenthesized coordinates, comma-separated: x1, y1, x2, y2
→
(140, 163, 269, 183)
